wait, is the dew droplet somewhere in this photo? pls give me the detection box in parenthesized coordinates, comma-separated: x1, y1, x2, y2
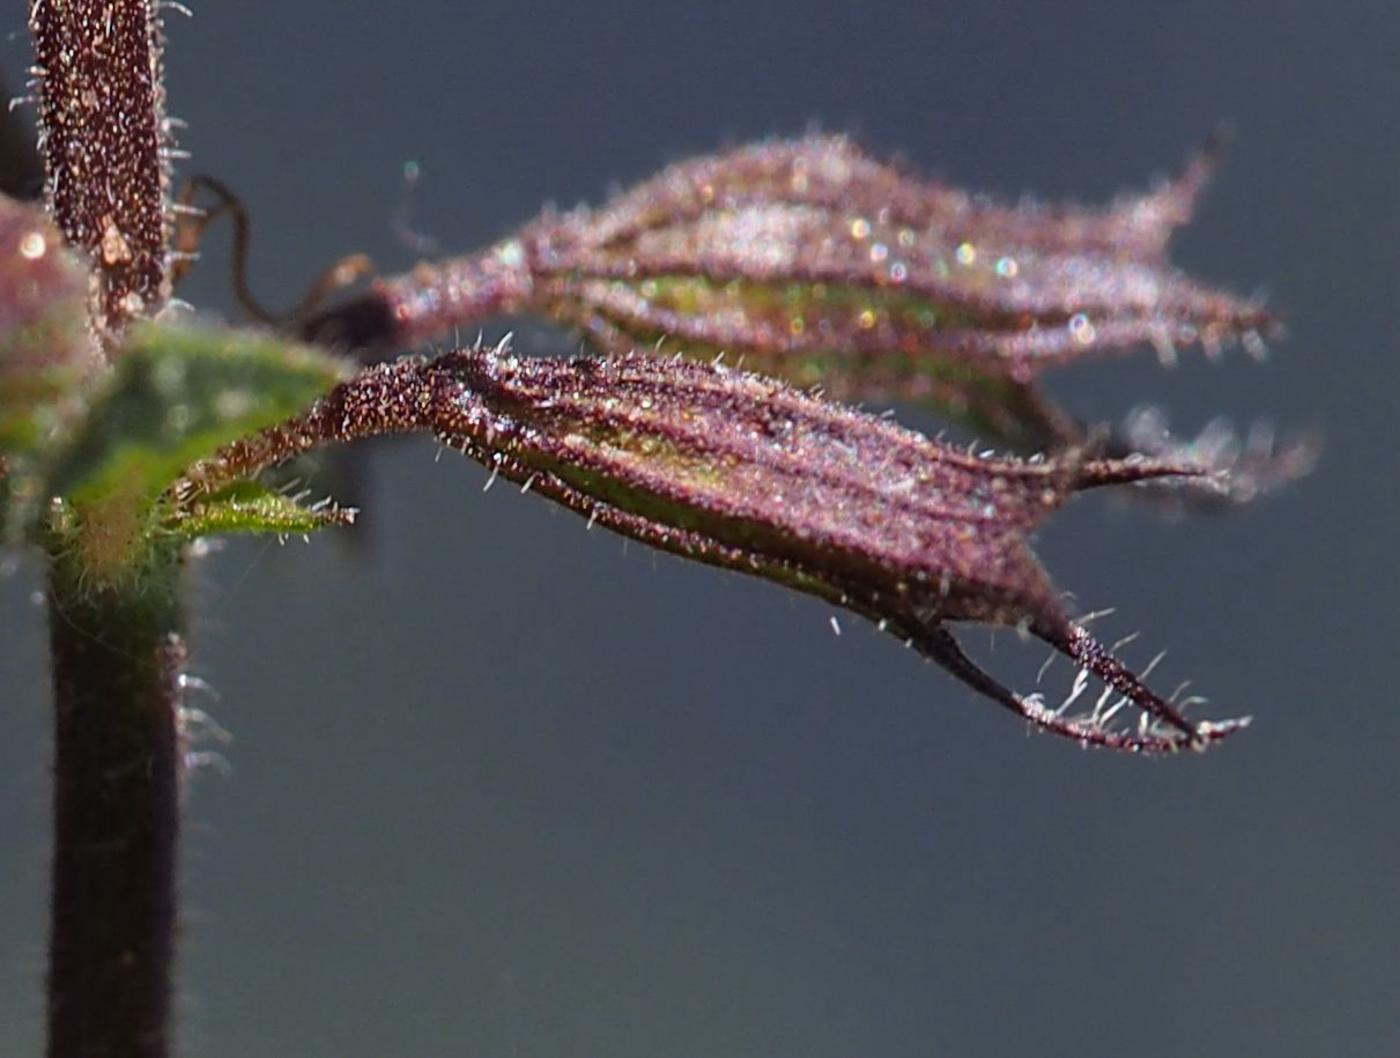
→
(1069, 313, 1097, 345)
(19, 230, 46, 260)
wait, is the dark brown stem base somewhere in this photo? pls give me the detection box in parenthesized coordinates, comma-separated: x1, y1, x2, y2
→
(45, 553, 185, 1058)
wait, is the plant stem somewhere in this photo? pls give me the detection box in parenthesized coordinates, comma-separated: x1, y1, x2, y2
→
(45, 546, 185, 1058)
(27, 0, 172, 342)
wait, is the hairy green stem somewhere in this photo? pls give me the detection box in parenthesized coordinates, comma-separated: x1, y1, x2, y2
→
(45, 545, 185, 1058)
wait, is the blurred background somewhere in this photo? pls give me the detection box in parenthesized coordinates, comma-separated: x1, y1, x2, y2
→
(2, 1, 1396, 1055)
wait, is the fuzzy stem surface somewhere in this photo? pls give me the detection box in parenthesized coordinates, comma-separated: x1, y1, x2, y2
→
(28, 0, 172, 342)
(45, 546, 185, 1058)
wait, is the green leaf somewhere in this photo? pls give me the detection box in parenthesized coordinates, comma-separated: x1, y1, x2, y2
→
(163, 479, 355, 539)
(47, 322, 346, 507)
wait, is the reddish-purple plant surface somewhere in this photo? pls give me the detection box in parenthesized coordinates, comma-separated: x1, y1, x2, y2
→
(303, 132, 1314, 508)
(199, 347, 1242, 754)
(0, 2, 1312, 1056)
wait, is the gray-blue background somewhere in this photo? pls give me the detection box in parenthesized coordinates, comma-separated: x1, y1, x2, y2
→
(3, 2, 1396, 1055)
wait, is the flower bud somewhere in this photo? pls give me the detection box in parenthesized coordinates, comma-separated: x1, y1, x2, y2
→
(420, 348, 1244, 753)
(215, 342, 1246, 754)
(334, 135, 1306, 507)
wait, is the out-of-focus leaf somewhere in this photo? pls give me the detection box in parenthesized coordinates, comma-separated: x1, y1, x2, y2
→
(0, 192, 98, 453)
(206, 344, 1248, 754)
(0, 192, 99, 541)
(163, 478, 354, 539)
(48, 322, 346, 507)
